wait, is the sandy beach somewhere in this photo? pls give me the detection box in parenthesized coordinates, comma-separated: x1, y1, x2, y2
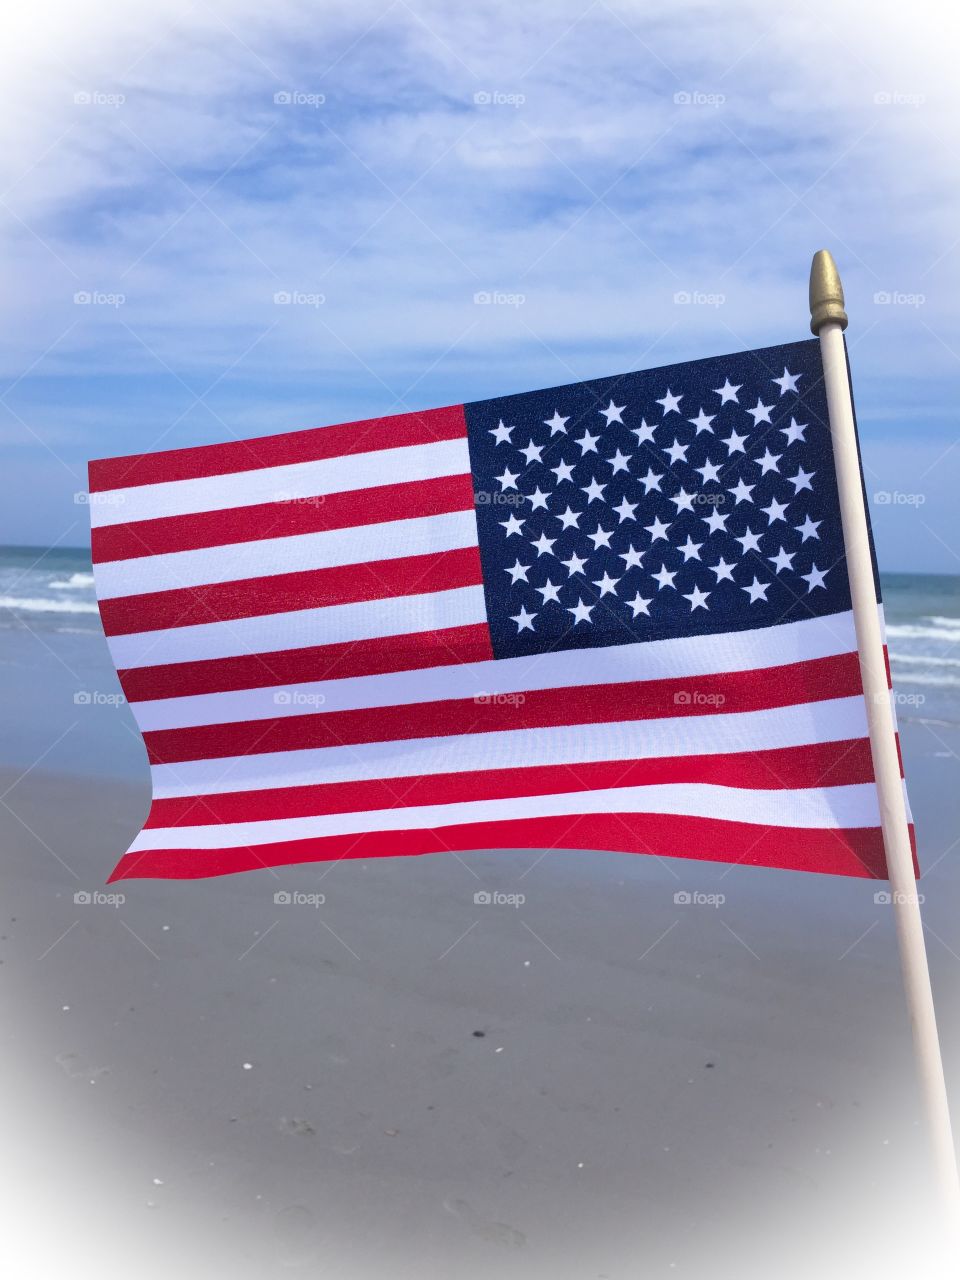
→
(4, 712, 959, 1278)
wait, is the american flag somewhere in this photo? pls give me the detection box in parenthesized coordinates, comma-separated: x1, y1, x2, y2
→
(89, 338, 908, 882)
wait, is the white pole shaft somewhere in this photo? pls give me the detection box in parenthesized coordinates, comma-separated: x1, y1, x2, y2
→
(819, 320, 960, 1217)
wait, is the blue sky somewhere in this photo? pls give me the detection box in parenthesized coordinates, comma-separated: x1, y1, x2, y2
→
(2, 0, 959, 571)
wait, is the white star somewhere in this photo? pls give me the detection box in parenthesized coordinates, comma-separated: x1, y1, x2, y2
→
(505, 559, 530, 584)
(802, 564, 829, 592)
(652, 564, 677, 590)
(561, 551, 587, 576)
(788, 466, 815, 493)
(736, 527, 763, 555)
(587, 523, 613, 550)
(527, 486, 550, 511)
(612, 495, 638, 522)
(632, 418, 657, 446)
(657, 389, 683, 416)
(683, 585, 710, 611)
(639, 467, 663, 494)
(600, 399, 626, 426)
(607, 448, 632, 474)
(768, 546, 795, 573)
(551, 459, 575, 484)
(664, 438, 688, 465)
(576, 429, 600, 454)
(762, 496, 789, 524)
(620, 544, 644, 570)
(556, 505, 581, 530)
(519, 439, 543, 465)
(531, 531, 556, 557)
(773, 367, 801, 395)
(672, 488, 697, 513)
(496, 466, 519, 490)
(626, 592, 653, 618)
(678, 535, 703, 562)
(511, 604, 537, 631)
(536, 579, 562, 604)
(500, 513, 524, 537)
(710, 557, 736, 582)
(714, 378, 741, 405)
(544, 410, 569, 434)
(696, 458, 722, 484)
(756, 448, 782, 475)
(703, 506, 728, 534)
(490, 419, 512, 445)
(728, 478, 755, 505)
(795, 514, 821, 542)
(722, 427, 749, 455)
(567, 599, 594, 625)
(742, 577, 770, 603)
(581, 477, 607, 504)
(781, 417, 807, 446)
(747, 398, 774, 427)
(645, 515, 671, 543)
(688, 409, 715, 434)
(593, 571, 620, 597)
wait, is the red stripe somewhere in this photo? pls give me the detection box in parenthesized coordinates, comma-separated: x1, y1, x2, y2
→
(88, 404, 467, 492)
(145, 738, 878, 828)
(91, 474, 476, 563)
(100, 546, 482, 635)
(117, 624, 494, 702)
(108, 812, 897, 882)
(143, 651, 864, 765)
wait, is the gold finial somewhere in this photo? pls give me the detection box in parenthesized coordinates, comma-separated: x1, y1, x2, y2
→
(809, 249, 848, 334)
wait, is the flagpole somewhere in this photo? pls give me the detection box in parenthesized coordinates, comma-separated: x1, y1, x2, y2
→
(810, 249, 960, 1221)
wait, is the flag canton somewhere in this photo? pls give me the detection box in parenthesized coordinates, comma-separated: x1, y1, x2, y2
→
(464, 339, 864, 662)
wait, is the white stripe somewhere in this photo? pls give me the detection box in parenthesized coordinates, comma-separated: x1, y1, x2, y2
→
(94, 509, 479, 599)
(148, 695, 868, 797)
(128, 781, 882, 849)
(90, 437, 471, 528)
(107, 585, 486, 669)
(131, 609, 859, 732)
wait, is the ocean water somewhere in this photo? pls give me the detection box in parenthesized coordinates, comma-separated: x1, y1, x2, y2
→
(1, 546, 959, 780)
